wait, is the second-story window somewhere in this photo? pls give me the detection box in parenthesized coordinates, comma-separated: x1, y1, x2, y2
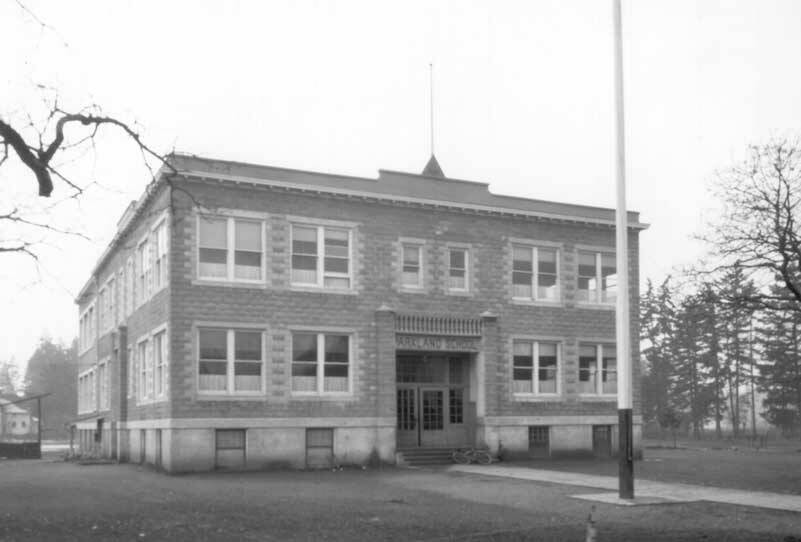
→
(137, 240, 150, 305)
(512, 246, 559, 301)
(401, 244, 422, 288)
(291, 225, 351, 289)
(448, 248, 468, 291)
(198, 217, 264, 282)
(153, 220, 168, 290)
(577, 251, 616, 304)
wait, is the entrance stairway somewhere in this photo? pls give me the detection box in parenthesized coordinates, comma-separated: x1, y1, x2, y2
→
(396, 447, 454, 467)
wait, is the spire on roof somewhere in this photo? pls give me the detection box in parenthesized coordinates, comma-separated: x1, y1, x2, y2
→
(422, 154, 445, 178)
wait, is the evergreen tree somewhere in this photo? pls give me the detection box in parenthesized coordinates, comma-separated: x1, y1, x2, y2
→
(758, 286, 801, 437)
(640, 278, 677, 426)
(23, 337, 78, 439)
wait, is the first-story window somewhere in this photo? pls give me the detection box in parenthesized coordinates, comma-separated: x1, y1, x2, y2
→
(291, 224, 352, 289)
(448, 248, 468, 291)
(198, 328, 263, 394)
(291, 332, 351, 394)
(401, 243, 422, 288)
(577, 251, 616, 304)
(198, 216, 264, 282)
(154, 330, 168, 397)
(138, 340, 148, 400)
(579, 343, 617, 395)
(512, 245, 559, 301)
(512, 340, 559, 395)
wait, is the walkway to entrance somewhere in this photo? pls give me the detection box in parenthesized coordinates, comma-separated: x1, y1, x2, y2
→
(450, 465, 801, 513)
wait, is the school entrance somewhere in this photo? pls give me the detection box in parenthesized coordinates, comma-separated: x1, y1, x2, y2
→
(395, 352, 475, 448)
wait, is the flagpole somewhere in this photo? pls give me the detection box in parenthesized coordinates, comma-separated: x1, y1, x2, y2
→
(613, 0, 634, 500)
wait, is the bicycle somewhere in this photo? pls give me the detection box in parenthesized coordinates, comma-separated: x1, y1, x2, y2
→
(451, 446, 493, 465)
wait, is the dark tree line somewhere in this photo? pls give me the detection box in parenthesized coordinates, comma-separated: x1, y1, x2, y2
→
(640, 270, 801, 438)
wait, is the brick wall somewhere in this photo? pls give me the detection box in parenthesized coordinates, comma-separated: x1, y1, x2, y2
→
(164, 176, 642, 421)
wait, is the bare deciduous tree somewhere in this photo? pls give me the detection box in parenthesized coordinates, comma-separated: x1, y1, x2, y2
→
(704, 140, 801, 312)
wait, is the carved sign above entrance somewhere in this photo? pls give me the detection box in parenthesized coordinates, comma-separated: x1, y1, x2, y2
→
(395, 334, 481, 352)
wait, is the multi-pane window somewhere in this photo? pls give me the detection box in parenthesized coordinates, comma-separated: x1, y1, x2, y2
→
(577, 251, 616, 304)
(153, 221, 168, 290)
(512, 340, 559, 395)
(127, 345, 134, 398)
(154, 330, 167, 397)
(137, 240, 150, 305)
(448, 248, 468, 291)
(97, 287, 107, 333)
(125, 258, 134, 317)
(512, 246, 559, 301)
(79, 305, 95, 351)
(98, 362, 109, 410)
(579, 343, 618, 395)
(291, 332, 351, 394)
(291, 225, 351, 289)
(401, 244, 422, 288)
(106, 277, 116, 330)
(198, 217, 264, 282)
(198, 328, 263, 394)
(138, 340, 148, 400)
(449, 389, 464, 423)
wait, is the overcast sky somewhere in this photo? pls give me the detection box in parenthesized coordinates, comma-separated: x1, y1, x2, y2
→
(2, 0, 801, 373)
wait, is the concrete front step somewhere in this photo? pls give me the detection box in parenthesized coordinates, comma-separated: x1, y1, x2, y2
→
(397, 448, 455, 467)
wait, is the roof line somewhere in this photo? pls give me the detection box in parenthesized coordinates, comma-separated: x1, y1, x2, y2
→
(180, 169, 648, 229)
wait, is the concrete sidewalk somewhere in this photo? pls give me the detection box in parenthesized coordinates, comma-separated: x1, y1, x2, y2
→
(450, 465, 801, 513)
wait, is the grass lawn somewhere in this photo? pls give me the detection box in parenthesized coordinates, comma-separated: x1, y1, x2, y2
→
(0, 458, 799, 541)
(509, 443, 801, 495)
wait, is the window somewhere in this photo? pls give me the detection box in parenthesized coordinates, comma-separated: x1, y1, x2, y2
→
(98, 362, 109, 410)
(401, 243, 422, 288)
(79, 304, 95, 352)
(125, 258, 134, 317)
(291, 332, 351, 394)
(512, 245, 559, 301)
(529, 426, 550, 457)
(577, 251, 616, 304)
(137, 240, 150, 305)
(448, 248, 468, 291)
(97, 287, 107, 333)
(216, 429, 246, 469)
(198, 216, 264, 282)
(153, 330, 168, 397)
(138, 340, 148, 400)
(291, 224, 351, 289)
(512, 340, 560, 395)
(198, 328, 263, 394)
(449, 389, 464, 423)
(107, 277, 116, 330)
(153, 220, 168, 290)
(127, 345, 134, 398)
(579, 343, 617, 395)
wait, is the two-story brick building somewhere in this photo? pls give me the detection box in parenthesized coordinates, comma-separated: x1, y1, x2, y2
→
(73, 153, 646, 472)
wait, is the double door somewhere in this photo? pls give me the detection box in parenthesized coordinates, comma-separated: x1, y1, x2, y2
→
(397, 386, 449, 448)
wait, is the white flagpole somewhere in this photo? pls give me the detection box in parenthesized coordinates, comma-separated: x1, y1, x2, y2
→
(613, 0, 634, 499)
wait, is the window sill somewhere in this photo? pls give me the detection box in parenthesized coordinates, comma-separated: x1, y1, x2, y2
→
(290, 392, 356, 401)
(196, 392, 267, 401)
(512, 393, 563, 402)
(578, 394, 618, 401)
(289, 285, 356, 295)
(575, 302, 616, 311)
(510, 298, 563, 307)
(193, 279, 267, 289)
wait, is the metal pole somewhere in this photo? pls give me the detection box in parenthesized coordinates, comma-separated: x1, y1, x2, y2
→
(613, 0, 634, 499)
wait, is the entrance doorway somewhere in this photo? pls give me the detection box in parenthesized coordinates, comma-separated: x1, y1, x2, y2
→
(396, 353, 472, 448)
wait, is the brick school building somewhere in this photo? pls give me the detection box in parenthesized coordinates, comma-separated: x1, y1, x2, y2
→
(73, 153, 646, 472)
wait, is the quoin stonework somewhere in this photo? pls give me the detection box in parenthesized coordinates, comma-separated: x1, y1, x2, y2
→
(73, 153, 647, 472)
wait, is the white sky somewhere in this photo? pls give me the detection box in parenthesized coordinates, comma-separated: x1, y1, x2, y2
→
(2, 0, 801, 373)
